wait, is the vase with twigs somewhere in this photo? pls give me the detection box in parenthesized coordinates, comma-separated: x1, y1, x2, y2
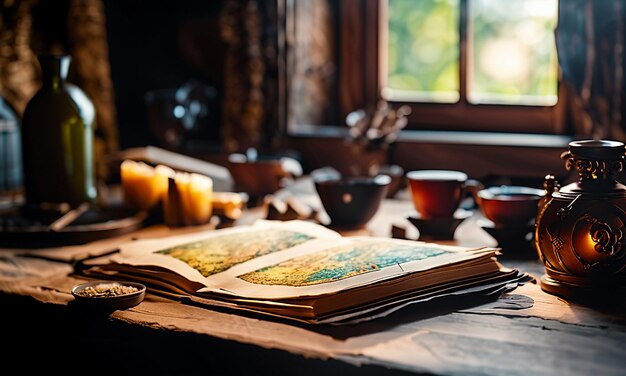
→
(339, 100, 410, 197)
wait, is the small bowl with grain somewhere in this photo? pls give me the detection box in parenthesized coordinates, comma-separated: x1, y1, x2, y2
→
(71, 280, 146, 311)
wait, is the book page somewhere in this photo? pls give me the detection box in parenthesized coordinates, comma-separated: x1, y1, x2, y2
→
(110, 220, 342, 290)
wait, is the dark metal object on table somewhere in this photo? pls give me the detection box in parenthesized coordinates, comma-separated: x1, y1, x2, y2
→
(0, 203, 146, 248)
(48, 202, 91, 232)
(535, 139, 626, 300)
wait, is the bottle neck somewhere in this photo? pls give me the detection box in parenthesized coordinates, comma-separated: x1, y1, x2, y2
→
(39, 55, 71, 90)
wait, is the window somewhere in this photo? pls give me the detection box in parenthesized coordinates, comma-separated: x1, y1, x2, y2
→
(466, 0, 559, 106)
(382, 0, 461, 103)
(285, 0, 566, 135)
(378, 0, 563, 132)
(382, 0, 559, 107)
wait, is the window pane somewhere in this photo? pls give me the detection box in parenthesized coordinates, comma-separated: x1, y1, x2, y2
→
(469, 0, 558, 106)
(383, 0, 460, 103)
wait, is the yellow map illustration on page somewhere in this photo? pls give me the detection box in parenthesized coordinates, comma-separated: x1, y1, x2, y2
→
(157, 230, 314, 277)
(238, 240, 452, 286)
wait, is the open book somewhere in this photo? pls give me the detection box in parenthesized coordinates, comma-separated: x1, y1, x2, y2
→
(82, 220, 526, 325)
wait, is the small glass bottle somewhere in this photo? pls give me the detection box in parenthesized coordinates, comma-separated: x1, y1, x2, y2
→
(0, 95, 22, 198)
(21, 54, 97, 208)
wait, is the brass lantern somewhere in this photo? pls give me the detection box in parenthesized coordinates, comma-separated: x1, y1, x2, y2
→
(535, 140, 626, 299)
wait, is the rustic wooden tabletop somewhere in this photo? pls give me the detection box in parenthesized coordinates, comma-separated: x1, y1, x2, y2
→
(1, 180, 625, 375)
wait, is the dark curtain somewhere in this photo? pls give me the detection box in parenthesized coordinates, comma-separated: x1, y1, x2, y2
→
(557, 0, 626, 140)
(0, 0, 38, 115)
(220, 0, 281, 153)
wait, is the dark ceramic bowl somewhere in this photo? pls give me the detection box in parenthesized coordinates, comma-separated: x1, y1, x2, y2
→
(314, 174, 391, 228)
(476, 186, 544, 227)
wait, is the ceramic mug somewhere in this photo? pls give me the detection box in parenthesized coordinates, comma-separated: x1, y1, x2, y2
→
(406, 170, 481, 218)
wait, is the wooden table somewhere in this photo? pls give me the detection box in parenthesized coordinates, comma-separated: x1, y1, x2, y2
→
(1, 180, 625, 375)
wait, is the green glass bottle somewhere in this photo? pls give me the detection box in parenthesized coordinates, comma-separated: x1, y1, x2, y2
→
(21, 54, 97, 208)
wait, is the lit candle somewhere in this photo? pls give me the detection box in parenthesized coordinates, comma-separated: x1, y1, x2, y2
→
(120, 160, 172, 211)
(162, 170, 213, 226)
(186, 173, 213, 225)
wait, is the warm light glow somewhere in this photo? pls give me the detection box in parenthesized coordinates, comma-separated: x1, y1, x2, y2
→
(121, 160, 214, 226)
(524, 0, 558, 18)
(383, 0, 460, 103)
(585, 231, 597, 251)
(383, 0, 558, 106)
(162, 170, 213, 226)
(120, 160, 172, 211)
(468, 0, 559, 105)
(480, 39, 530, 83)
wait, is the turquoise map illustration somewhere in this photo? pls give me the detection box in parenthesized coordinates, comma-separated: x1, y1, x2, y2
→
(156, 230, 314, 277)
(238, 240, 453, 286)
